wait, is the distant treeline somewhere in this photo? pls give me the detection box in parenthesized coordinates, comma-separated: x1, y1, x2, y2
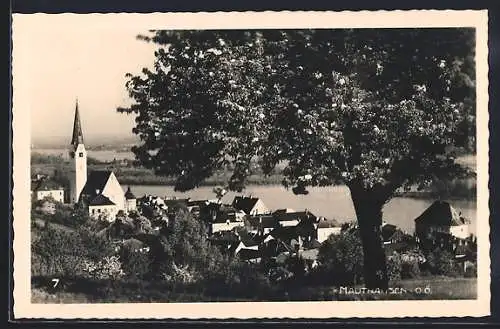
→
(31, 153, 476, 200)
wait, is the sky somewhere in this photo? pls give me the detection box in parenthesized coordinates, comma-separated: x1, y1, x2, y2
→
(13, 16, 158, 146)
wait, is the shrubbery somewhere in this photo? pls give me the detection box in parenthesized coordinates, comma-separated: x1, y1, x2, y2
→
(317, 231, 364, 286)
(425, 247, 459, 276)
(387, 253, 402, 282)
(32, 199, 476, 302)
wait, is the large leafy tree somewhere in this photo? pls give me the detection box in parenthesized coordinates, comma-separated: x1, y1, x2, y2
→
(119, 28, 475, 289)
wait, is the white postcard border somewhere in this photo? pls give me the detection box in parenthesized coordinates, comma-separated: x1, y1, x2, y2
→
(12, 9, 490, 319)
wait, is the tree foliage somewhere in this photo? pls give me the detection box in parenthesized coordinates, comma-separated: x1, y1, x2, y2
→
(120, 28, 475, 194)
(152, 210, 227, 279)
(119, 28, 476, 289)
(317, 231, 364, 286)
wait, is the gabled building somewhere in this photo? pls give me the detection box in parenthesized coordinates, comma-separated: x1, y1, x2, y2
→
(414, 200, 471, 240)
(31, 177, 65, 203)
(315, 218, 341, 243)
(273, 209, 318, 227)
(381, 222, 406, 245)
(245, 214, 278, 235)
(232, 196, 269, 216)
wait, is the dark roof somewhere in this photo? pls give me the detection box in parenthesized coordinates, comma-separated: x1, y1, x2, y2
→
(273, 211, 317, 223)
(317, 218, 340, 228)
(187, 200, 211, 207)
(270, 226, 299, 241)
(246, 215, 277, 229)
(209, 230, 240, 242)
(237, 248, 261, 261)
(381, 223, 397, 239)
(31, 178, 64, 191)
(232, 196, 260, 214)
(81, 171, 113, 198)
(70, 99, 84, 147)
(415, 201, 470, 226)
(381, 223, 405, 242)
(211, 204, 237, 223)
(89, 194, 115, 206)
(124, 186, 136, 200)
(164, 198, 189, 208)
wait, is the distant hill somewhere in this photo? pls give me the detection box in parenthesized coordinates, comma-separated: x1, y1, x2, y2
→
(32, 134, 140, 150)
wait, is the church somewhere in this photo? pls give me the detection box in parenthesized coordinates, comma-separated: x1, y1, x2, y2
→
(69, 100, 137, 221)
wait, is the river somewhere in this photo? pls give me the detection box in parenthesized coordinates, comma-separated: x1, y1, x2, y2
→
(124, 184, 477, 235)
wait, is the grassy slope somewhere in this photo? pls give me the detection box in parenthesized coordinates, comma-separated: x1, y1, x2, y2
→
(31, 277, 477, 303)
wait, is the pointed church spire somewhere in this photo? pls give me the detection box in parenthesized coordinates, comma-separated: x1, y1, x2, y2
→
(71, 98, 84, 147)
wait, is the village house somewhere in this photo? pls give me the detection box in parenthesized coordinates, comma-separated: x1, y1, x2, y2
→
(163, 197, 187, 216)
(273, 209, 319, 227)
(414, 200, 471, 241)
(232, 196, 269, 216)
(186, 199, 211, 217)
(381, 222, 406, 245)
(31, 177, 65, 203)
(200, 203, 245, 234)
(68, 100, 137, 220)
(245, 215, 279, 235)
(315, 218, 342, 243)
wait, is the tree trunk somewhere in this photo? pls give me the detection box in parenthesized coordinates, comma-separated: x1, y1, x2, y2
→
(349, 184, 389, 290)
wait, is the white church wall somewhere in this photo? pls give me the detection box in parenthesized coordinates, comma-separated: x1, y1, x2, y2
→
(89, 204, 118, 222)
(101, 172, 126, 211)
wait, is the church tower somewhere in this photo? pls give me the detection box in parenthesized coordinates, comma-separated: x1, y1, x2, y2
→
(69, 99, 87, 204)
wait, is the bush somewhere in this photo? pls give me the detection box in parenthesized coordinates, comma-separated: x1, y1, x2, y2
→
(401, 260, 421, 279)
(387, 253, 402, 282)
(464, 262, 477, 278)
(32, 225, 115, 278)
(119, 245, 154, 280)
(81, 256, 125, 280)
(425, 248, 458, 276)
(317, 231, 364, 286)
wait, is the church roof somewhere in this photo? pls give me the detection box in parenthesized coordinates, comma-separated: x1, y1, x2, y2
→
(89, 194, 116, 206)
(81, 170, 113, 197)
(70, 99, 84, 147)
(124, 186, 136, 200)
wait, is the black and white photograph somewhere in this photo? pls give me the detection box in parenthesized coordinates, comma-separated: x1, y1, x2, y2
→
(12, 10, 490, 319)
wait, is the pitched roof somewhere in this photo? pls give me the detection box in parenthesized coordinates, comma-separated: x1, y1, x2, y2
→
(237, 248, 261, 261)
(81, 171, 113, 197)
(89, 194, 115, 206)
(232, 196, 260, 214)
(246, 215, 277, 229)
(164, 198, 189, 208)
(270, 226, 299, 241)
(381, 223, 404, 241)
(124, 186, 136, 200)
(273, 210, 317, 223)
(70, 99, 84, 147)
(31, 178, 64, 191)
(415, 201, 470, 226)
(187, 200, 210, 207)
(317, 218, 340, 228)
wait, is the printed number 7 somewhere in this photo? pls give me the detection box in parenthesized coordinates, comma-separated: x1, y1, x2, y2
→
(51, 278, 59, 288)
